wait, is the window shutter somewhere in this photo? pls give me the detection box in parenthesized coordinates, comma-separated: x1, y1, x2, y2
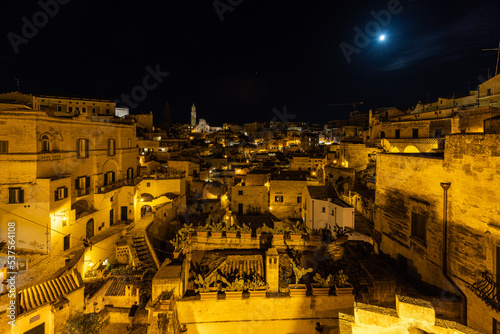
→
(55, 190, 59, 201)
(64, 187, 68, 198)
(112, 172, 115, 183)
(9, 189, 14, 203)
(76, 139, 80, 158)
(86, 176, 90, 188)
(75, 178, 80, 190)
(19, 189, 24, 203)
(85, 139, 89, 158)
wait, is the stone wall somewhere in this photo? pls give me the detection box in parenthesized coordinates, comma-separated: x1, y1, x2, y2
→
(374, 133, 500, 333)
(339, 295, 481, 334)
(269, 180, 307, 219)
(231, 185, 268, 215)
(177, 294, 354, 334)
(340, 143, 378, 171)
(325, 165, 356, 192)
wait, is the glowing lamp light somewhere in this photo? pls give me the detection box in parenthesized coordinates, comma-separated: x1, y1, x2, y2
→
(140, 198, 144, 202)
(379, 34, 386, 41)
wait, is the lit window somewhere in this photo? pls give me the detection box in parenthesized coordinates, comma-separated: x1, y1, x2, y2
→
(55, 187, 68, 201)
(275, 195, 283, 203)
(9, 188, 24, 203)
(104, 171, 116, 186)
(76, 176, 90, 194)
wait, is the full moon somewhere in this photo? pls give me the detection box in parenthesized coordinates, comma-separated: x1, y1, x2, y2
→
(379, 34, 386, 41)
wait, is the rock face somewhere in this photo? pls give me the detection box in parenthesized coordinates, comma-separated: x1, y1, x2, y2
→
(374, 133, 500, 333)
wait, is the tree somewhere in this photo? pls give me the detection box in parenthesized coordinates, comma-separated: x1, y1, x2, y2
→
(63, 312, 109, 334)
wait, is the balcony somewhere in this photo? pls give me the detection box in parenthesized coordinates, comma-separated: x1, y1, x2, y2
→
(142, 170, 186, 180)
(38, 153, 63, 161)
(96, 176, 143, 194)
(76, 188, 92, 197)
(124, 176, 143, 187)
(470, 271, 500, 312)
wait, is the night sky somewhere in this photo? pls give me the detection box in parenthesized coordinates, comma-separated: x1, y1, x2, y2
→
(1, 0, 499, 126)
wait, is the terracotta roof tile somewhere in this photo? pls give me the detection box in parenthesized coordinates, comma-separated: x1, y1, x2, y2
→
(18, 270, 82, 314)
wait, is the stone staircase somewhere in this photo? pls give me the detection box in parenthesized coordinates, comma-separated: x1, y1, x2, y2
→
(132, 236, 157, 270)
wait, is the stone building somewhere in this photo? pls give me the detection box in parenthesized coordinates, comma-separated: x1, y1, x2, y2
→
(368, 74, 500, 154)
(301, 185, 354, 230)
(373, 133, 500, 333)
(269, 171, 312, 219)
(0, 94, 139, 255)
(289, 154, 326, 178)
(15, 269, 84, 334)
(231, 175, 269, 215)
(338, 142, 379, 171)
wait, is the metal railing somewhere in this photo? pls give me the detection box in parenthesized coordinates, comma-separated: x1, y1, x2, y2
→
(470, 271, 500, 311)
(76, 188, 92, 197)
(96, 176, 143, 194)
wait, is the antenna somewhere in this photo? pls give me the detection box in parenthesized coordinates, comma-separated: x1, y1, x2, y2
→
(14, 79, 20, 92)
(482, 41, 500, 77)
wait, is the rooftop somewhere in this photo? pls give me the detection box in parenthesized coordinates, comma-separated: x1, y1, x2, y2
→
(105, 275, 141, 297)
(271, 170, 309, 181)
(18, 269, 83, 314)
(307, 185, 350, 208)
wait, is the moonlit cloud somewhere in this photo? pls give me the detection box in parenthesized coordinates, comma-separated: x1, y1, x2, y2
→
(380, 3, 500, 72)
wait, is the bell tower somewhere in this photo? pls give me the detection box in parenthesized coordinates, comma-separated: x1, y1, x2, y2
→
(191, 103, 196, 127)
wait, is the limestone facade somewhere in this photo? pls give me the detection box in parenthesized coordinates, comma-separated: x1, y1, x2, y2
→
(374, 133, 500, 333)
(0, 104, 139, 254)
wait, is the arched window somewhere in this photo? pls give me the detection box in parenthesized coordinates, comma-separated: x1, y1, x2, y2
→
(41, 135, 50, 152)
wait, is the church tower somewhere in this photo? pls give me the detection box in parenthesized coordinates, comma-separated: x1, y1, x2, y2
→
(191, 103, 196, 126)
